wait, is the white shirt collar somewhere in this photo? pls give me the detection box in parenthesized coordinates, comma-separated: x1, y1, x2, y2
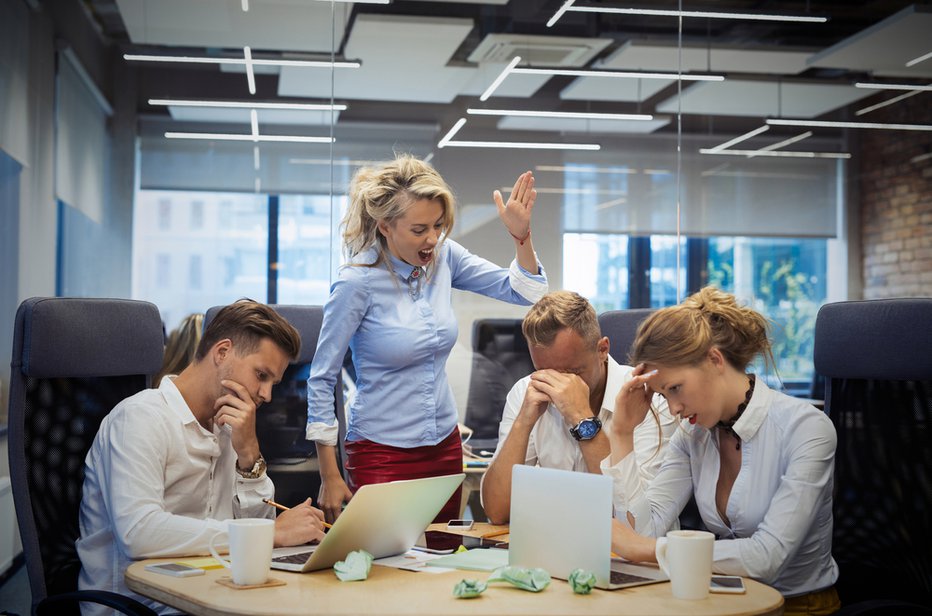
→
(731, 376, 771, 442)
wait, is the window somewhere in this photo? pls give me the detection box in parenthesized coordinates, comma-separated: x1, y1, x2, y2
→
(156, 253, 171, 288)
(276, 194, 346, 306)
(563, 233, 628, 312)
(190, 200, 204, 230)
(158, 199, 171, 231)
(189, 254, 202, 290)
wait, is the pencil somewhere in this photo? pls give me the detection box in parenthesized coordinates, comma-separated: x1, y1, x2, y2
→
(481, 528, 510, 539)
(263, 498, 333, 529)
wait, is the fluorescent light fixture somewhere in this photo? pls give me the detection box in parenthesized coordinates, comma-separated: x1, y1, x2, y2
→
(423, 152, 435, 164)
(438, 118, 467, 148)
(708, 125, 770, 152)
(499, 186, 625, 196)
(547, 0, 576, 28)
(699, 148, 850, 159)
(566, 6, 826, 23)
(244, 47, 256, 94)
(124, 54, 360, 68)
(253, 146, 260, 171)
(595, 197, 628, 210)
(443, 140, 600, 151)
(512, 66, 724, 81)
(467, 108, 653, 121)
(751, 131, 813, 156)
(241, 0, 248, 11)
(149, 99, 347, 111)
(855, 82, 932, 92)
(250, 109, 259, 137)
(289, 157, 383, 166)
(254, 177, 261, 193)
(906, 51, 932, 68)
(165, 132, 334, 143)
(911, 152, 932, 163)
(536, 164, 637, 174)
(766, 118, 932, 132)
(480, 56, 522, 102)
(856, 90, 921, 116)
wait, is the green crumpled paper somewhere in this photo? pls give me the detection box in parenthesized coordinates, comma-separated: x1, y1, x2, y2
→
(568, 568, 597, 594)
(487, 566, 551, 592)
(333, 550, 373, 582)
(453, 578, 488, 598)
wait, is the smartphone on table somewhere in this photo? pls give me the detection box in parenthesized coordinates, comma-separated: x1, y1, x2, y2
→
(710, 575, 746, 593)
(446, 519, 474, 530)
(144, 562, 206, 578)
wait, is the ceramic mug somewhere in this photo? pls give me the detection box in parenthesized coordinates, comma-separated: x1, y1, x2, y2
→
(655, 529, 715, 600)
(208, 518, 275, 586)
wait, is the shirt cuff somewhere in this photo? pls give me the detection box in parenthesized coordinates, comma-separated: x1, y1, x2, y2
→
(306, 420, 339, 447)
(509, 257, 548, 303)
(601, 451, 652, 533)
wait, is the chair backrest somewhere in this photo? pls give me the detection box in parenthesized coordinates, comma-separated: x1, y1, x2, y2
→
(204, 304, 346, 471)
(814, 298, 932, 606)
(597, 309, 654, 366)
(7, 297, 164, 612)
(463, 318, 534, 449)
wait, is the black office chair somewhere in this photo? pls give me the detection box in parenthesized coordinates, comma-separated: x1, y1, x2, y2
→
(814, 298, 932, 612)
(463, 318, 535, 452)
(204, 304, 347, 495)
(7, 297, 162, 616)
(597, 308, 654, 365)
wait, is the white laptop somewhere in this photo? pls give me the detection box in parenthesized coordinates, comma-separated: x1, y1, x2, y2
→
(508, 465, 668, 590)
(270, 473, 465, 572)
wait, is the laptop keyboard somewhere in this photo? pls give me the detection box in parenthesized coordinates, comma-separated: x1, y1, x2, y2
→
(610, 570, 654, 585)
(272, 551, 314, 565)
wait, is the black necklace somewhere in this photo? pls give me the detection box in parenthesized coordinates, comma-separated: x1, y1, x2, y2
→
(717, 374, 756, 451)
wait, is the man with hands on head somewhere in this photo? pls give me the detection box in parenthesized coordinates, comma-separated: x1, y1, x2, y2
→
(77, 300, 327, 616)
(480, 291, 677, 524)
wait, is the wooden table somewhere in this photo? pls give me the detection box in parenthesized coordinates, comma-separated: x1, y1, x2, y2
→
(126, 553, 783, 616)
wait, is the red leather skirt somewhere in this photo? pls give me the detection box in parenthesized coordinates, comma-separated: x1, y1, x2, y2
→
(344, 428, 463, 524)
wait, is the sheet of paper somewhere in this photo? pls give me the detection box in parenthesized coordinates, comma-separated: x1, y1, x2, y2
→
(374, 550, 452, 574)
(425, 548, 510, 572)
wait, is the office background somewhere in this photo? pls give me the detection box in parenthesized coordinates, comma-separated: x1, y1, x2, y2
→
(1, 0, 931, 582)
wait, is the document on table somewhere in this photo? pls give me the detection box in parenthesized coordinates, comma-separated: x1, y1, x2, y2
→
(425, 548, 509, 572)
(373, 550, 453, 574)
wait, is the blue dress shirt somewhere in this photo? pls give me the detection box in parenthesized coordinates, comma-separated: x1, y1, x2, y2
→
(306, 239, 548, 448)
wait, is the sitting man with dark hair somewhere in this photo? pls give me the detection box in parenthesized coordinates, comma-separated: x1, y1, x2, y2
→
(77, 300, 327, 615)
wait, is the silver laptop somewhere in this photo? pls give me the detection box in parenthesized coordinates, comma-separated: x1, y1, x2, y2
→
(508, 465, 668, 590)
(271, 473, 465, 572)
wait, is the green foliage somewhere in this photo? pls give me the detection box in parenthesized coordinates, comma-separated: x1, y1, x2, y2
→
(754, 259, 819, 381)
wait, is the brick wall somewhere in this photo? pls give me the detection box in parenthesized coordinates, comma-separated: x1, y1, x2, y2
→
(859, 93, 932, 298)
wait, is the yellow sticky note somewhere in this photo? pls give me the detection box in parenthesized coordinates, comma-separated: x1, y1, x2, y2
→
(174, 557, 224, 570)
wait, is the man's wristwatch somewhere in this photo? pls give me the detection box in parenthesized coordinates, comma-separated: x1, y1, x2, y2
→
(236, 454, 267, 479)
(569, 416, 603, 441)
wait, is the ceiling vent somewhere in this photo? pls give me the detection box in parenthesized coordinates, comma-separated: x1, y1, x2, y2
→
(467, 34, 612, 67)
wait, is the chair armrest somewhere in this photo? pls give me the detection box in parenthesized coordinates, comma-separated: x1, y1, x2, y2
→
(36, 590, 159, 616)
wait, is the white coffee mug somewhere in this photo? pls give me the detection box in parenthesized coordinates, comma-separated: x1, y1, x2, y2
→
(655, 529, 715, 600)
(208, 518, 275, 586)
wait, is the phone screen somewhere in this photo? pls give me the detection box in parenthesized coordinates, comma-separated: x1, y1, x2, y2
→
(710, 576, 745, 589)
(154, 563, 197, 572)
(446, 519, 472, 527)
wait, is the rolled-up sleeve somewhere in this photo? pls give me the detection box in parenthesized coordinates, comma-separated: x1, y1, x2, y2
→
(306, 267, 369, 446)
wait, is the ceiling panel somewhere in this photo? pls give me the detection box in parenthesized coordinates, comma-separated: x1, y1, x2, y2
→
(604, 41, 814, 75)
(278, 14, 476, 103)
(560, 77, 672, 103)
(497, 116, 670, 134)
(655, 80, 875, 118)
(115, 0, 349, 53)
(808, 4, 932, 78)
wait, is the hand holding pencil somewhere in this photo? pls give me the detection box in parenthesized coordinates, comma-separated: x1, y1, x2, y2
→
(265, 497, 329, 547)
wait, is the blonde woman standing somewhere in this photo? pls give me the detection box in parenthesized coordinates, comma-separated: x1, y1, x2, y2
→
(606, 287, 839, 615)
(306, 155, 548, 523)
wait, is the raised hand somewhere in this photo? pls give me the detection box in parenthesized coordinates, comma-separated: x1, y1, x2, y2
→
(493, 171, 536, 241)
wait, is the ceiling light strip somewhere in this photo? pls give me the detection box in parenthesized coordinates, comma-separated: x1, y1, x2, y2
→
(438, 118, 467, 148)
(512, 67, 724, 81)
(165, 132, 334, 143)
(699, 148, 850, 159)
(708, 125, 769, 152)
(911, 152, 932, 164)
(253, 146, 260, 171)
(467, 108, 653, 121)
(124, 54, 359, 69)
(445, 140, 600, 151)
(856, 91, 921, 116)
(855, 82, 932, 92)
(149, 99, 348, 111)
(566, 6, 827, 23)
(546, 0, 576, 28)
(241, 0, 248, 11)
(751, 131, 813, 156)
(906, 51, 932, 68)
(244, 47, 256, 95)
(536, 165, 637, 174)
(250, 110, 259, 138)
(480, 56, 522, 102)
(767, 119, 932, 132)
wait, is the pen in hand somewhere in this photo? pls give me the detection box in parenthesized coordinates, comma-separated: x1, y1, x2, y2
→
(263, 498, 333, 528)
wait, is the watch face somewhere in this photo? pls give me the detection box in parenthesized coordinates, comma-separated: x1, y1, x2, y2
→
(577, 420, 599, 439)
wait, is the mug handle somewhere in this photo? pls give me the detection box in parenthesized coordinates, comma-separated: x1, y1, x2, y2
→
(654, 537, 671, 577)
(208, 531, 232, 569)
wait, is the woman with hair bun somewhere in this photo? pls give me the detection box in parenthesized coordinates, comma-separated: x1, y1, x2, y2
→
(605, 287, 839, 615)
(307, 154, 548, 523)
